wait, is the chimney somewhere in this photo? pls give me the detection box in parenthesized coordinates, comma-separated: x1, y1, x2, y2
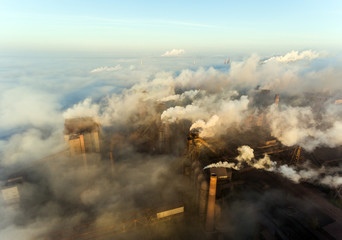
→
(110, 151, 114, 175)
(196, 173, 205, 209)
(274, 94, 280, 107)
(205, 174, 217, 232)
(199, 180, 208, 221)
(79, 135, 88, 170)
(159, 122, 170, 153)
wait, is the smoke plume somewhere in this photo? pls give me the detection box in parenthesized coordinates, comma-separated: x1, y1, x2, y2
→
(1, 50, 342, 239)
(204, 146, 274, 171)
(264, 50, 319, 63)
(205, 145, 342, 189)
(90, 65, 122, 73)
(161, 49, 185, 57)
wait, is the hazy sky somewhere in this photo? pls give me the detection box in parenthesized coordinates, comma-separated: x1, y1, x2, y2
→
(1, 0, 341, 55)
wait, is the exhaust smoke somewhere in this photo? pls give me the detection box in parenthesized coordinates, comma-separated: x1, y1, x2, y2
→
(1, 50, 342, 239)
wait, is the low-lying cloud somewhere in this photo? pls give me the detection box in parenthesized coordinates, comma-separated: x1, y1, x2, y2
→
(90, 65, 122, 73)
(264, 50, 319, 63)
(1, 49, 342, 239)
(161, 49, 185, 57)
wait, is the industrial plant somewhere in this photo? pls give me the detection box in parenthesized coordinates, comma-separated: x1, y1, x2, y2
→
(2, 0, 342, 238)
(1, 86, 342, 240)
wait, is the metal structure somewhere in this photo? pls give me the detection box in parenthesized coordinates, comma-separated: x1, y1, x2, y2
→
(290, 146, 302, 165)
(186, 131, 216, 162)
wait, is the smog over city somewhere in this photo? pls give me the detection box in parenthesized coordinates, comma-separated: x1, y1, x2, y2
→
(1, 1, 342, 240)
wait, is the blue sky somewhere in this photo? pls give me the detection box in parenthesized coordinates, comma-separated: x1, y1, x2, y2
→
(1, 0, 341, 55)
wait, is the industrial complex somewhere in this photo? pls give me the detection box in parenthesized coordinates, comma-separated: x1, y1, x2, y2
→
(1, 89, 342, 240)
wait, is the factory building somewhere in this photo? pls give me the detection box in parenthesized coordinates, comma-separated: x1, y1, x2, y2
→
(183, 89, 342, 239)
(64, 117, 101, 155)
(1, 176, 24, 208)
(4, 90, 342, 240)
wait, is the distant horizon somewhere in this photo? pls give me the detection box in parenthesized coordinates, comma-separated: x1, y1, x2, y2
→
(1, 1, 341, 54)
(2, 2, 342, 240)
(0, 48, 340, 60)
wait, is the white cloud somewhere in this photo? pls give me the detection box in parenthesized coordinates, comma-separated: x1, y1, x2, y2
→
(2, 52, 342, 239)
(266, 104, 342, 151)
(63, 98, 100, 119)
(0, 128, 65, 166)
(161, 49, 185, 57)
(90, 65, 122, 73)
(161, 105, 207, 123)
(264, 50, 319, 63)
(160, 89, 200, 102)
(0, 87, 62, 129)
(190, 115, 219, 138)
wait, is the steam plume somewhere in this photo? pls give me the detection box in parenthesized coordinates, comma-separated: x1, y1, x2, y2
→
(2, 50, 342, 239)
(264, 50, 319, 63)
(205, 146, 342, 189)
(161, 49, 185, 57)
(90, 65, 122, 73)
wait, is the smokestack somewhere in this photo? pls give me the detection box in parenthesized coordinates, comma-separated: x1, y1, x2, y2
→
(79, 135, 88, 170)
(159, 122, 170, 153)
(199, 180, 208, 221)
(159, 126, 165, 152)
(192, 167, 201, 206)
(92, 131, 100, 152)
(274, 94, 280, 107)
(205, 173, 217, 232)
(196, 173, 204, 209)
(109, 152, 114, 175)
(163, 122, 170, 152)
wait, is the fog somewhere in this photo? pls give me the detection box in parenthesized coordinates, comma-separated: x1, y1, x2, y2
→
(1, 50, 342, 239)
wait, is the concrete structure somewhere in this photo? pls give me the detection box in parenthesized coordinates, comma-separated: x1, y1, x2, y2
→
(335, 99, 342, 104)
(199, 180, 209, 220)
(205, 174, 217, 232)
(156, 206, 184, 219)
(158, 122, 170, 153)
(1, 186, 20, 205)
(274, 94, 280, 106)
(1, 176, 23, 207)
(64, 118, 101, 155)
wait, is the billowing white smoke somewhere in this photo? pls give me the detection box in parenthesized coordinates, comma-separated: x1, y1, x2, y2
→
(277, 165, 320, 183)
(321, 175, 342, 188)
(62, 50, 342, 150)
(63, 98, 100, 120)
(264, 50, 319, 63)
(4, 50, 342, 239)
(90, 65, 122, 73)
(235, 145, 275, 170)
(175, 67, 230, 93)
(190, 115, 219, 138)
(204, 146, 274, 171)
(236, 145, 255, 163)
(63, 71, 177, 127)
(253, 154, 275, 170)
(161, 49, 185, 57)
(161, 105, 208, 123)
(277, 164, 342, 188)
(160, 89, 200, 102)
(203, 161, 240, 170)
(204, 145, 342, 189)
(162, 94, 249, 138)
(267, 104, 342, 151)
